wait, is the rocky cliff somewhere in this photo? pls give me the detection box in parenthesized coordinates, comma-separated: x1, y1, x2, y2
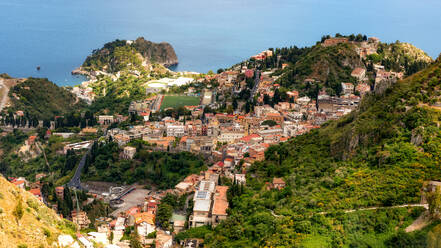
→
(133, 37, 178, 67)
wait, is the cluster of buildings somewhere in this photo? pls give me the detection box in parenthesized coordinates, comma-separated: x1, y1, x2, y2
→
(71, 83, 96, 104)
(251, 49, 274, 60)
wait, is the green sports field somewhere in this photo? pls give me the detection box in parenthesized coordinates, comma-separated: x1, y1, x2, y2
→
(160, 95, 200, 110)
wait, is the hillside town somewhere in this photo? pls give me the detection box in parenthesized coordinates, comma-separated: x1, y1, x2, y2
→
(2, 36, 412, 248)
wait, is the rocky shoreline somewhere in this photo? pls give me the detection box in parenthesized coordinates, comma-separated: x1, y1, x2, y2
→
(71, 67, 89, 76)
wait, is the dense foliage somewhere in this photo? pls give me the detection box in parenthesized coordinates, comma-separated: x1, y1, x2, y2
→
(0, 131, 93, 185)
(370, 42, 433, 76)
(83, 39, 141, 73)
(7, 78, 85, 121)
(277, 43, 362, 96)
(82, 140, 207, 189)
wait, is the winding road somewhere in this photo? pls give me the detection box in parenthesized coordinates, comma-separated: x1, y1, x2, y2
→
(67, 146, 92, 189)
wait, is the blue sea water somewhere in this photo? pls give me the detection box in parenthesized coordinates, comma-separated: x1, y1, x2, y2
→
(0, 0, 440, 86)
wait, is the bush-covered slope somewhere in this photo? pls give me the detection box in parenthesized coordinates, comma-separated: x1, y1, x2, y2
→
(186, 58, 441, 247)
(371, 42, 433, 75)
(278, 43, 363, 95)
(276, 39, 432, 96)
(0, 176, 75, 247)
(8, 77, 85, 120)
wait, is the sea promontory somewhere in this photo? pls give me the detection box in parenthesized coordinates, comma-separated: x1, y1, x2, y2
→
(73, 37, 178, 76)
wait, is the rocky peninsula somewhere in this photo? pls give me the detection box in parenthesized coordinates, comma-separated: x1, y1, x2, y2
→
(72, 37, 178, 77)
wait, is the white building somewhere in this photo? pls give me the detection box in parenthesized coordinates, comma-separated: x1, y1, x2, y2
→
(166, 124, 185, 137)
(296, 96, 311, 105)
(341, 83, 354, 95)
(217, 131, 244, 143)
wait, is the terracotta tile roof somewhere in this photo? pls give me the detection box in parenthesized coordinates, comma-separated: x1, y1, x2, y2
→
(266, 112, 281, 117)
(273, 178, 285, 185)
(126, 206, 141, 216)
(351, 67, 366, 76)
(13, 180, 25, 186)
(134, 212, 155, 225)
(29, 188, 42, 196)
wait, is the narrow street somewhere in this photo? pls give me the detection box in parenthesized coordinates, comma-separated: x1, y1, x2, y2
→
(67, 146, 92, 189)
(249, 70, 260, 101)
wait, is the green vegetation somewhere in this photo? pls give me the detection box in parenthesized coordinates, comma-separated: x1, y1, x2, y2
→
(277, 42, 361, 96)
(156, 202, 173, 230)
(83, 39, 142, 73)
(369, 42, 433, 75)
(261, 119, 277, 127)
(179, 58, 441, 246)
(156, 193, 187, 230)
(82, 37, 177, 73)
(160, 95, 200, 110)
(0, 133, 86, 182)
(7, 78, 85, 121)
(0, 73, 12, 79)
(82, 140, 207, 189)
(83, 64, 173, 112)
(12, 197, 24, 223)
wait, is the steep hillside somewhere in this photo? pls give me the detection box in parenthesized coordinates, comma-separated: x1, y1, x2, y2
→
(371, 42, 433, 75)
(182, 57, 441, 247)
(0, 75, 23, 112)
(0, 176, 75, 247)
(278, 43, 363, 95)
(81, 37, 178, 73)
(276, 38, 432, 96)
(7, 77, 85, 121)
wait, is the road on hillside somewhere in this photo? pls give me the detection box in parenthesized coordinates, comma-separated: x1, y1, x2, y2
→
(249, 70, 261, 101)
(67, 146, 92, 189)
(0, 126, 37, 132)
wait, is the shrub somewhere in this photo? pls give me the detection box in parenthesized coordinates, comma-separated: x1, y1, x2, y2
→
(26, 199, 39, 211)
(13, 198, 24, 222)
(43, 228, 51, 238)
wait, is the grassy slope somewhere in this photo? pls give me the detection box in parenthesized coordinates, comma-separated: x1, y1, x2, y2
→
(195, 58, 441, 247)
(0, 176, 75, 247)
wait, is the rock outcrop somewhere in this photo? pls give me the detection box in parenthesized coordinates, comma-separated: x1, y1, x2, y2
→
(133, 37, 178, 67)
